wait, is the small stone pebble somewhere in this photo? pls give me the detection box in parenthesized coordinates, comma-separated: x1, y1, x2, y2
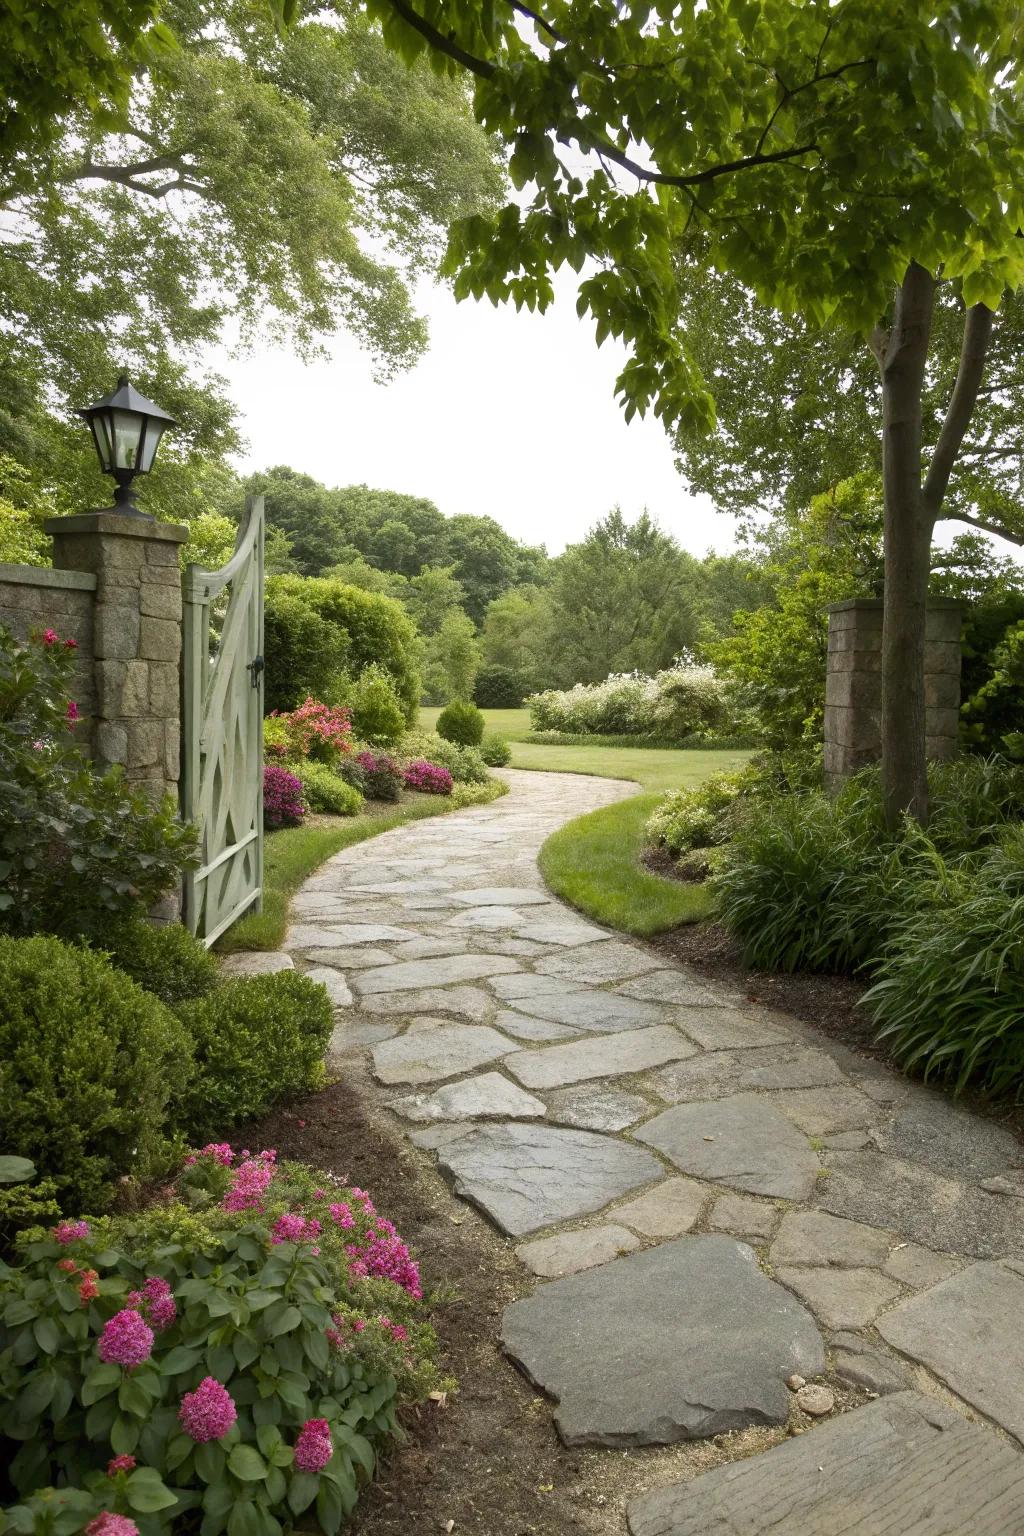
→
(796, 1384, 835, 1417)
(786, 1374, 806, 1391)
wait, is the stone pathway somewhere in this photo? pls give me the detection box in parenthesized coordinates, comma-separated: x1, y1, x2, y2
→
(281, 769, 1024, 1532)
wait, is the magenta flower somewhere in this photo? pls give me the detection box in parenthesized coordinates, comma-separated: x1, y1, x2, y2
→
(178, 1377, 237, 1442)
(141, 1275, 177, 1332)
(97, 1309, 154, 1368)
(198, 1143, 234, 1166)
(222, 1154, 276, 1213)
(293, 1418, 333, 1473)
(106, 1455, 137, 1477)
(263, 764, 306, 829)
(41, 628, 58, 647)
(85, 1514, 138, 1536)
(66, 699, 79, 724)
(402, 759, 453, 796)
(270, 1211, 321, 1245)
(328, 1202, 354, 1230)
(53, 1220, 90, 1244)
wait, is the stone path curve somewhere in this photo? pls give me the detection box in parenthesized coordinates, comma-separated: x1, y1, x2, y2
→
(281, 769, 1024, 1531)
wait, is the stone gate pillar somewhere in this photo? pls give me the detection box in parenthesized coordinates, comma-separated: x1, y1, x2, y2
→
(824, 598, 962, 788)
(44, 512, 188, 804)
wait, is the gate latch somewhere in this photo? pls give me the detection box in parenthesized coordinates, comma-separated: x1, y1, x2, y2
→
(247, 654, 265, 689)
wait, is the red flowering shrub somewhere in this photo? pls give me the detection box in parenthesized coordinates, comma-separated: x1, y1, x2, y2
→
(402, 759, 453, 796)
(262, 763, 306, 828)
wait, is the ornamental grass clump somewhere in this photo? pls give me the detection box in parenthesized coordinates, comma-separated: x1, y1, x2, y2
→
(0, 1146, 444, 1535)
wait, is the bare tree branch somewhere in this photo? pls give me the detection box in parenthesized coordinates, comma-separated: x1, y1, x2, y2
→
(923, 302, 996, 516)
(941, 508, 1024, 546)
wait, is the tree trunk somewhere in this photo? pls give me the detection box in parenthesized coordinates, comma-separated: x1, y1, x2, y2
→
(879, 263, 935, 828)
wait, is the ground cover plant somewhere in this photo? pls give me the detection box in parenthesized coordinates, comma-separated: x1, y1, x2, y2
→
(0, 1144, 446, 1534)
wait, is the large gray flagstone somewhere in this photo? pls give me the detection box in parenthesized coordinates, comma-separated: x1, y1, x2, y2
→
(436, 1121, 663, 1236)
(497, 986, 670, 1033)
(501, 1236, 824, 1445)
(534, 941, 664, 984)
(285, 921, 421, 949)
(513, 918, 613, 946)
(360, 985, 496, 1021)
(774, 1084, 879, 1136)
(544, 1083, 651, 1131)
(869, 1093, 1024, 1183)
(774, 1265, 902, 1330)
(219, 951, 294, 977)
(671, 1006, 798, 1050)
(877, 1262, 1024, 1443)
(770, 1210, 892, 1269)
(451, 885, 551, 905)
(507, 1026, 696, 1090)
(626, 1391, 1024, 1535)
(301, 966, 353, 1006)
(494, 1011, 581, 1043)
(351, 953, 522, 996)
(651, 1044, 850, 1103)
(371, 1023, 515, 1086)
(635, 1094, 820, 1201)
(613, 970, 731, 1006)
(388, 1072, 545, 1124)
(445, 906, 530, 930)
(490, 973, 571, 999)
(301, 946, 395, 969)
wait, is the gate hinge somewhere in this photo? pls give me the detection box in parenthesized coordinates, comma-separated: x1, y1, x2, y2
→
(247, 654, 265, 689)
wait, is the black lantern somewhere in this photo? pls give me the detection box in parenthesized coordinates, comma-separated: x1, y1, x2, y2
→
(78, 376, 177, 516)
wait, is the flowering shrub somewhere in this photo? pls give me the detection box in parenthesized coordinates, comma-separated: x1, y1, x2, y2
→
(528, 659, 729, 741)
(265, 699, 353, 765)
(262, 763, 306, 828)
(646, 771, 751, 858)
(0, 625, 196, 940)
(402, 759, 453, 796)
(0, 1153, 429, 1535)
(397, 730, 490, 785)
(352, 749, 403, 802)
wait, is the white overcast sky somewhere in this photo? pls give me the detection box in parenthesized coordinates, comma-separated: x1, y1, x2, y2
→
(213, 263, 735, 559)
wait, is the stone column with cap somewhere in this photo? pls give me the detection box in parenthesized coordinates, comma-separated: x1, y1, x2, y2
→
(44, 512, 188, 804)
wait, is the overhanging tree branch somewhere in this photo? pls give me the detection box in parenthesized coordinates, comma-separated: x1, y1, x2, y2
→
(922, 301, 996, 517)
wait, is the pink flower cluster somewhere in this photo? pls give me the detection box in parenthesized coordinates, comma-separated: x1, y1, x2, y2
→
(200, 1142, 235, 1166)
(53, 1220, 90, 1244)
(126, 1275, 177, 1333)
(293, 1417, 333, 1473)
(97, 1308, 154, 1369)
(346, 1216, 422, 1299)
(402, 759, 453, 796)
(40, 628, 77, 651)
(327, 1201, 355, 1230)
(222, 1151, 277, 1212)
(286, 698, 353, 761)
(263, 764, 306, 828)
(85, 1514, 137, 1536)
(178, 1376, 237, 1442)
(107, 1456, 136, 1477)
(270, 1212, 321, 1247)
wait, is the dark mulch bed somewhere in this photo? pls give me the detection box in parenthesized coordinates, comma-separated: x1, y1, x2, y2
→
(233, 1070, 635, 1536)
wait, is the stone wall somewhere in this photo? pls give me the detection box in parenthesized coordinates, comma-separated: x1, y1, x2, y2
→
(824, 598, 963, 786)
(0, 563, 98, 753)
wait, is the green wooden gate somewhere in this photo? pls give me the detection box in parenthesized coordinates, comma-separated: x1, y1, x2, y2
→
(181, 495, 265, 945)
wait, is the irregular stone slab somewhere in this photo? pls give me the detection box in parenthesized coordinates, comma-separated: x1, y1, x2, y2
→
(352, 953, 522, 996)
(386, 938, 472, 961)
(302, 946, 395, 969)
(771, 1210, 891, 1269)
(285, 921, 420, 948)
(878, 1262, 1024, 1443)
(408, 1124, 476, 1151)
(870, 1094, 1024, 1184)
(491, 973, 567, 999)
(518, 992, 669, 1035)
(438, 1122, 662, 1237)
(516, 1224, 639, 1278)
(371, 1023, 514, 1086)
(636, 1095, 820, 1201)
(219, 951, 294, 976)
(389, 1072, 545, 1124)
(494, 1011, 581, 1044)
(775, 1266, 902, 1329)
(882, 1242, 965, 1289)
(472, 935, 552, 958)
(452, 886, 551, 906)
(534, 941, 663, 984)
(830, 1332, 909, 1396)
(627, 1391, 1024, 1536)
(446, 906, 530, 930)
(652, 1044, 849, 1104)
(326, 1016, 399, 1057)
(515, 918, 613, 946)
(825, 1130, 873, 1150)
(708, 1193, 780, 1242)
(671, 1006, 797, 1051)
(816, 1150, 1024, 1259)
(776, 1085, 879, 1136)
(360, 985, 496, 1022)
(613, 969, 729, 1006)
(502, 1237, 824, 1445)
(507, 1026, 696, 1091)
(611, 1177, 707, 1238)
(302, 966, 354, 1007)
(544, 1084, 650, 1131)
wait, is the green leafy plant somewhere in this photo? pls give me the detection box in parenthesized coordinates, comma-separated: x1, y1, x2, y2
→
(0, 935, 193, 1211)
(351, 751, 403, 802)
(348, 665, 407, 746)
(175, 973, 332, 1142)
(473, 664, 526, 709)
(95, 920, 220, 1008)
(398, 730, 489, 784)
(646, 770, 750, 858)
(0, 1157, 60, 1258)
(436, 700, 484, 747)
(0, 626, 197, 941)
(290, 762, 364, 817)
(479, 733, 511, 767)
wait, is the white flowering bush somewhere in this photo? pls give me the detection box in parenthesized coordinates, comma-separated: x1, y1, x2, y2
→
(528, 660, 729, 741)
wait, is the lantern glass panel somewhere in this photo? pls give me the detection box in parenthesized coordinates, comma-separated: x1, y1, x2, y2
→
(89, 413, 115, 472)
(111, 409, 146, 472)
(136, 417, 168, 472)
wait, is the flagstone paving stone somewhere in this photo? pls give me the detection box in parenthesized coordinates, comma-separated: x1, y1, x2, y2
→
(877, 1262, 1024, 1443)
(507, 1025, 696, 1090)
(219, 950, 294, 976)
(436, 1121, 664, 1237)
(636, 1094, 821, 1201)
(301, 965, 354, 1007)
(626, 1391, 1024, 1536)
(501, 1236, 825, 1445)
(284, 768, 1024, 1522)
